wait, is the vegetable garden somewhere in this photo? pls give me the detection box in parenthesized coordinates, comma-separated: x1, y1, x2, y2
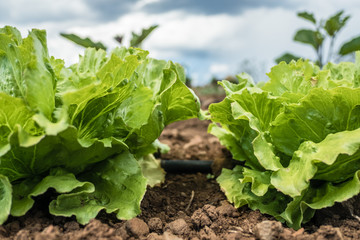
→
(1, 26, 360, 239)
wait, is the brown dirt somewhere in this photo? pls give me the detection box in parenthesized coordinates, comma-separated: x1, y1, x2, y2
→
(1, 94, 360, 239)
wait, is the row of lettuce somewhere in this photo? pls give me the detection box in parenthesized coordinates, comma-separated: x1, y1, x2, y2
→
(0, 26, 359, 229)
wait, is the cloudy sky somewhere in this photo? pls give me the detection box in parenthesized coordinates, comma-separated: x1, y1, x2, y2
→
(1, 0, 360, 85)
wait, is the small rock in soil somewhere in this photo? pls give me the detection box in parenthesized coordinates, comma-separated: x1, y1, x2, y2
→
(148, 217, 163, 233)
(254, 220, 283, 240)
(125, 217, 149, 238)
(166, 218, 190, 236)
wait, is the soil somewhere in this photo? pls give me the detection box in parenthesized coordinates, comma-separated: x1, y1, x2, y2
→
(1, 93, 360, 239)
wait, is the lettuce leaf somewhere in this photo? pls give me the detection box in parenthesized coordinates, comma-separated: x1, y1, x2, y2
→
(0, 26, 200, 224)
(49, 152, 147, 224)
(210, 54, 360, 229)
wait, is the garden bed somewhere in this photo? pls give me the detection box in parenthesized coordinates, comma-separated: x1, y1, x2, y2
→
(1, 94, 360, 240)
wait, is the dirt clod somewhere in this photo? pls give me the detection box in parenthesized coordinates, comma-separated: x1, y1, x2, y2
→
(14, 229, 30, 240)
(147, 232, 163, 240)
(148, 217, 163, 233)
(315, 225, 344, 240)
(216, 200, 237, 217)
(34, 225, 61, 240)
(203, 204, 218, 221)
(254, 220, 283, 240)
(125, 218, 149, 238)
(166, 218, 190, 236)
(192, 209, 212, 228)
(199, 226, 219, 240)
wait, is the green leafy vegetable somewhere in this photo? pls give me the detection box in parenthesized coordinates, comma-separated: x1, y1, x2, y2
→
(210, 55, 360, 229)
(0, 26, 200, 224)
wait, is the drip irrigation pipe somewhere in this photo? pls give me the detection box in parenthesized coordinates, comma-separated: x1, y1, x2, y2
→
(160, 159, 213, 173)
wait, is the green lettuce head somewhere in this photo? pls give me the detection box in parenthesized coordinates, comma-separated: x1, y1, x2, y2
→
(210, 56, 360, 229)
(0, 26, 200, 224)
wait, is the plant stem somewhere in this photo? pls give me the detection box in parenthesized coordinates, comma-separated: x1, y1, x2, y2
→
(327, 35, 336, 64)
(317, 45, 323, 68)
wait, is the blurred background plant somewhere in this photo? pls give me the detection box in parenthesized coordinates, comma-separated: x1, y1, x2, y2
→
(60, 25, 158, 50)
(276, 10, 360, 67)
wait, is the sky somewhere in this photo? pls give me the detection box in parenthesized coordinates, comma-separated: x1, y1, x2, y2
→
(1, 0, 360, 86)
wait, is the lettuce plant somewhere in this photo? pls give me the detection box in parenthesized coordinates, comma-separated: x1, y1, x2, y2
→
(209, 56, 360, 229)
(0, 26, 200, 224)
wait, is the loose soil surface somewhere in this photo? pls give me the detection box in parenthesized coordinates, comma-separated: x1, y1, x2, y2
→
(1, 93, 360, 239)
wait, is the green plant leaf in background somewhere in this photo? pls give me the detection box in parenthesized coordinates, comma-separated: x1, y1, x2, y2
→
(275, 53, 301, 64)
(294, 29, 324, 50)
(60, 33, 107, 50)
(130, 25, 158, 48)
(277, 10, 359, 66)
(61, 25, 158, 50)
(339, 36, 360, 56)
(297, 11, 316, 24)
(324, 10, 350, 37)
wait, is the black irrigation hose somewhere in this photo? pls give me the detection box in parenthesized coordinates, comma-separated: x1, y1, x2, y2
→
(160, 159, 213, 173)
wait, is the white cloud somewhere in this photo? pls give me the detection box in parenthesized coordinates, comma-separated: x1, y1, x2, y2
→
(209, 63, 230, 75)
(0, 0, 92, 24)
